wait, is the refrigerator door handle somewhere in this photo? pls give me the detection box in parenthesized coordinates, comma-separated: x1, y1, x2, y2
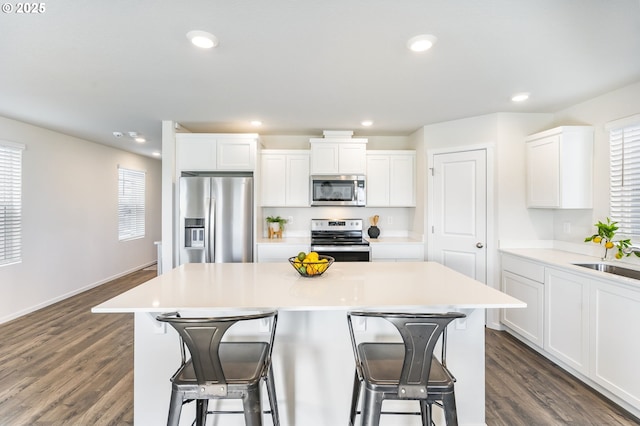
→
(208, 196, 215, 262)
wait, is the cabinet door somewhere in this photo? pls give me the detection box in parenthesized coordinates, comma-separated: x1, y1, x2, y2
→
(286, 154, 310, 206)
(216, 138, 256, 170)
(389, 154, 415, 206)
(366, 155, 390, 206)
(261, 154, 286, 206)
(371, 244, 424, 262)
(338, 143, 366, 174)
(544, 268, 590, 374)
(526, 135, 560, 208)
(176, 137, 216, 171)
(590, 280, 640, 408)
(501, 270, 544, 348)
(310, 143, 339, 174)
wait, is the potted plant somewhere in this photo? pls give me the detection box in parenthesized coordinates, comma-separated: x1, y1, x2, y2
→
(266, 215, 287, 233)
(584, 217, 637, 260)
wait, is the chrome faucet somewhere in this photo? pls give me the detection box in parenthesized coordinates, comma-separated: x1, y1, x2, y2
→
(622, 245, 640, 255)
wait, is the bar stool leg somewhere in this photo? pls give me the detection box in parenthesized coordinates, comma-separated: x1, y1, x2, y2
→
(195, 399, 208, 426)
(443, 391, 458, 426)
(360, 389, 383, 426)
(419, 400, 428, 426)
(167, 389, 183, 426)
(349, 370, 361, 426)
(265, 367, 280, 426)
(242, 387, 263, 426)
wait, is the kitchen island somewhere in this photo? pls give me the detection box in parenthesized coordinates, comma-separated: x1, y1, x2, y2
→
(93, 261, 524, 426)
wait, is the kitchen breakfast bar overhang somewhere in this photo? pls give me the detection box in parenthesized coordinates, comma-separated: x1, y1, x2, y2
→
(92, 262, 524, 426)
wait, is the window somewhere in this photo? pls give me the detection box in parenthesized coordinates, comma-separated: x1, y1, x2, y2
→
(0, 141, 24, 266)
(118, 166, 145, 241)
(609, 118, 640, 240)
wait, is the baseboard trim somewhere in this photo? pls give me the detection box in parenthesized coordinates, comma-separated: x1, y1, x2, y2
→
(0, 261, 156, 325)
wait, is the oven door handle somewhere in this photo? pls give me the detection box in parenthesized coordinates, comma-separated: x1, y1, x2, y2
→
(311, 245, 371, 252)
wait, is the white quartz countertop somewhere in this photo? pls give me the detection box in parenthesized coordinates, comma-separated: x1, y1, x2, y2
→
(500, 248, 640, 289)
(92, 261, 524, 313)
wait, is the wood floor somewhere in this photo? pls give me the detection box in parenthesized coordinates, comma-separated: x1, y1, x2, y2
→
(1, 268, 639, 425)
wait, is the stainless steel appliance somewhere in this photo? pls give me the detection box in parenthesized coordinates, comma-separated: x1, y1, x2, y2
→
(179, 174, 253, 264)
(310, 175, 366, 207)
(310, 219, 370, 262)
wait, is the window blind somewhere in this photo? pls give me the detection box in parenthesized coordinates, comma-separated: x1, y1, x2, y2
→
(0, 142, 23, 266)
(118, 167, 145, 241)
(610, 122, 640, 239)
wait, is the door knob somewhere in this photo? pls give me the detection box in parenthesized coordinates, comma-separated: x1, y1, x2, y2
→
(476, 242, 484, 249)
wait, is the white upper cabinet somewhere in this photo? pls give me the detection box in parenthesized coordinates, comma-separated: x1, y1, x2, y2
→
(216, 137, 257, 170)
(260, 150, 310, 207)
(309, 138, 367, 174)
(366, 151, 416, 207)
(525, 126, 593, 209)
(176, 133, 258, 172)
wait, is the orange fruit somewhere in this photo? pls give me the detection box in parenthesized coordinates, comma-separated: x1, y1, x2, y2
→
(605, 241, 614, 249)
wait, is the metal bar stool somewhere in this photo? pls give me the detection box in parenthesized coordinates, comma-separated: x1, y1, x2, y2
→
(156, 310, 280, 426)
(347, 311, 466, 426)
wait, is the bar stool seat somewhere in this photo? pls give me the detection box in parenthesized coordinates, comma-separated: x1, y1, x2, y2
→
(347, 311, 466, 426)
(157, 310, 279, 426)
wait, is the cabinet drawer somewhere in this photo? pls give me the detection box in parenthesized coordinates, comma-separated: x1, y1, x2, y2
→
(502, 254, 545, 282)
(257, 244, 309, 263)
(372, 244, 424, 261)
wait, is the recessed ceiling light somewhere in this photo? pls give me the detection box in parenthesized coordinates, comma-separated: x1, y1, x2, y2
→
(186, 30, 219, 49)
(407, 34, 437, 52)
(135, 137, 146, 143)
(361, 120, 373, 127)
(511, 92, 530, 102)
(250, 120, 262, 126)
(152, 151, 161, 157)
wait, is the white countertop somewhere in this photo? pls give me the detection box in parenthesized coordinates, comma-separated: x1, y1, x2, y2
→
(500, 248, 640, 289)
(92, 261, 524, 313)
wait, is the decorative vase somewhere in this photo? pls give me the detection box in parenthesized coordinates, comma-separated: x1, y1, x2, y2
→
(367, 226, 380, 239)
(268, 222, 280, 232)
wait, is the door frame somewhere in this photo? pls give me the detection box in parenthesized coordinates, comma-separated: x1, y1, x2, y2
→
(426, 143, 500, 329)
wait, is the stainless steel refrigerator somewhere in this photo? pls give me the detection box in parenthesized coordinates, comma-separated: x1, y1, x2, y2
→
(179, 174, 253, 264)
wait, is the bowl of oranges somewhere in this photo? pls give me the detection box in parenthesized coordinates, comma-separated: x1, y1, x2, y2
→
(288, 251, 334, 277)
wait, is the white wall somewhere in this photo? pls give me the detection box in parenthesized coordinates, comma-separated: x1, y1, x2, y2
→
(0, 116, 161, 324)
(552, 81, 640, 248)
(495, 113, 557, 241)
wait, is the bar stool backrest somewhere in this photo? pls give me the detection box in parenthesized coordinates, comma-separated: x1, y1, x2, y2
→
(347, 311, 466, 398)
(157, 311, 278, 387)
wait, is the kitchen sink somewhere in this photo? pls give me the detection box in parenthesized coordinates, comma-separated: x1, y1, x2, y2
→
(573, 263, 640, 280)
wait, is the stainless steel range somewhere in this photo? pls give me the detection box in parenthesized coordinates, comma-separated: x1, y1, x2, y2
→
(310, 219, 371, 262)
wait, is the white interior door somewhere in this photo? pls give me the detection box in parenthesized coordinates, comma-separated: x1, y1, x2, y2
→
(432, 149, 487, 283)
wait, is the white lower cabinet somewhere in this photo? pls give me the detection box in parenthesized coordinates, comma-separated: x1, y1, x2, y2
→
(256, 243, 309, 263)
(590, 279, 640, 408)
(500, 254, 545, 348)
(501, 253, 640, 417)
(370, 243, 424, 262)
(501, 270, 544, 348)
(544, 268, 590, 374)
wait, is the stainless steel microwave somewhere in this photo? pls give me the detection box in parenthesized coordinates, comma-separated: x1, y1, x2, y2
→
(310, 175, 366, 206)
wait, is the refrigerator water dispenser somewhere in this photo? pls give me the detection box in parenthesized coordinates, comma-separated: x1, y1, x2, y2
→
(184, 218, 205, 248)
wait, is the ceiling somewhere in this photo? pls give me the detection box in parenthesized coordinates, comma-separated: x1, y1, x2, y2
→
(1, 1, 640, 158)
